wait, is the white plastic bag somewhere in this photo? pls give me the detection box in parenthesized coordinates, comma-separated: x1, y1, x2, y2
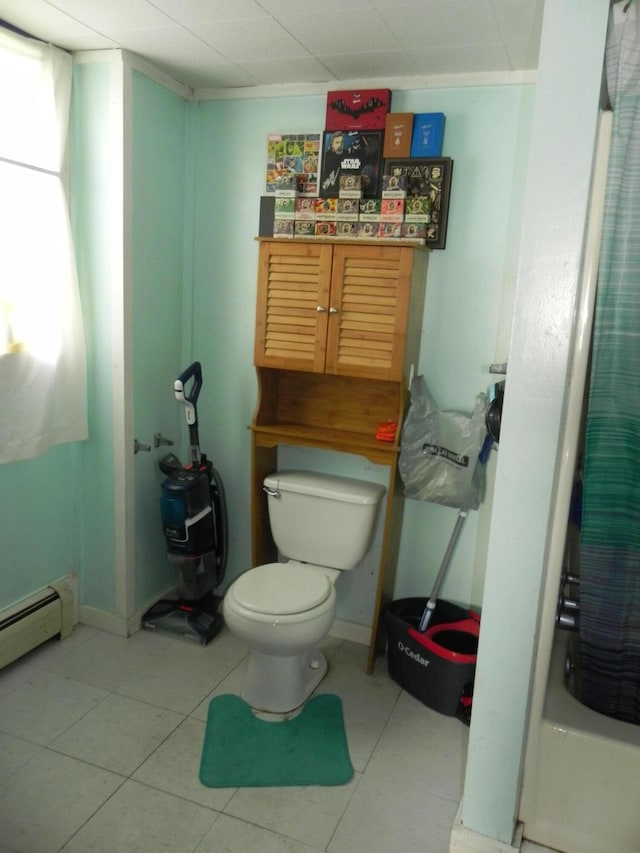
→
(399, 375, 487, 510)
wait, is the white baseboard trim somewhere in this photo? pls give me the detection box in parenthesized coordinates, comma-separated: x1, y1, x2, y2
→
(78, 605, 129, 638)
(329, 618, 371, 646)
(450, 804, 522, 853)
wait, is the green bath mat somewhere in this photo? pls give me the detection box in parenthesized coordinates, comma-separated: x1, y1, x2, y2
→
(199, 693, 353, 788)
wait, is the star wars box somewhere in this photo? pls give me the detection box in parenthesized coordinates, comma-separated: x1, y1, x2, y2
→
(380, 198, 405, 222)
(378, 221, 403, 240)
(325, 88, 391, 131)
(315, 220, 337, 238)
(401, 222, 427, 243)
(295, 197, 317, 221)
(339, 174, 362, 198)
(410, 113, 446, 158)
(382, 174, 407, 198)
(294, 220, 316, 239)
(336, 198, 359, 221)
(320, 130, 383, 198)
(274, 196, 295, 219)
(383, 113, 414, 158)
(404, 196, 432, 223)
(315, 197, 338, 220)
(357, 221, 378, 240)
(359, 198, 382, 222)
(335, 221, 358, 239)
(273, 218, 294, 239)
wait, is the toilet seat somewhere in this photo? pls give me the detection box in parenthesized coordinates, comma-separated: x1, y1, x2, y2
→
(232, 562, 333, 616)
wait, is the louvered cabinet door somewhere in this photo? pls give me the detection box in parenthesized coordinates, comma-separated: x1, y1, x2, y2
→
(325, 244, 413, 380)
(254, 241, 333, 372)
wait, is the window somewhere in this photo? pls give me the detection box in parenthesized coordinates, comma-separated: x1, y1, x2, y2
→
(0, 27, 87, 463)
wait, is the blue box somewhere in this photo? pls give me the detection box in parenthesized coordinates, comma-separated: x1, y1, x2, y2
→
(410, 113, 445, 158)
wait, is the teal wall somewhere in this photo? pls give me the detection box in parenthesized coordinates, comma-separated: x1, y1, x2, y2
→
(190, 85, 534, 616)
(0, 70, 534, 628)
(0, 443, 79, 607)
(131, 70, 189, 609)
(71, 60, 119, 613)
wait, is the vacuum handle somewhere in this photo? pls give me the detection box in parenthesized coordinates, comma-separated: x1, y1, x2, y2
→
(174, 361, 202, 426)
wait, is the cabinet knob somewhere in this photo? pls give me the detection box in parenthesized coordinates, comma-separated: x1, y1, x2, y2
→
(329, 307, 339, 314)
(316, 305, 326, 313)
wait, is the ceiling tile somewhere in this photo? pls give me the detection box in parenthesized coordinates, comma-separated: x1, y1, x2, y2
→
(375, 0, 501, 49)
(319, 49, 418, 81)
(275, 8, 399, 55)
(238, 55, 335, 86)
(148, 0, 269, 26)
(193, 17, 311, 62)
(47, 0, 172, 34)
(0, 0, 117, 49)
(406, 43, 511, 76)
(257, 0, 373, 14)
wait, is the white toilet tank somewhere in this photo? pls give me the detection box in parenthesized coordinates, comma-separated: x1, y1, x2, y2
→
(264, 471, 385, 571)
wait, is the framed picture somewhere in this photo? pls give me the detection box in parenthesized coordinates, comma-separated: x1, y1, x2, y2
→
(319, 130, 383, 199)
(265, 133, 322, 197)
(383, 157, 453, 249)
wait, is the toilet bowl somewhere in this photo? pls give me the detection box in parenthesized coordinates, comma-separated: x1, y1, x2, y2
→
(224, 561, 338, 712)
(222, 470, 385, 713)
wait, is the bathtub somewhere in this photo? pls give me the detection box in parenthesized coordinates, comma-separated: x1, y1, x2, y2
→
(519, 632, 640, 852)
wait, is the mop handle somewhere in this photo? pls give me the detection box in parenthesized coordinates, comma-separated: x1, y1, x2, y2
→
(418, 509, 468, 633)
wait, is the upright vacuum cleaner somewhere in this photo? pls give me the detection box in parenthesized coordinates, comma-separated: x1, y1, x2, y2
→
(142, 361, 228, 645)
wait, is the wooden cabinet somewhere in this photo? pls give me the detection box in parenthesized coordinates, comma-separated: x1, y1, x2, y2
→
(250, 238, 428, 672)
(254, 239, 427, 381)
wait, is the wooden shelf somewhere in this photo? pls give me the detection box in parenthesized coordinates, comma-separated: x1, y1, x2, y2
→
(249, 239, 427, 674)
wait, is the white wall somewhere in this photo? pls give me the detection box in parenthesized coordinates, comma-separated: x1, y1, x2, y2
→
(459, 0, 610, 844)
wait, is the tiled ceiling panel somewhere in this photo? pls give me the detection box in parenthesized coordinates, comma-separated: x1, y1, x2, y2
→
(0, 0, 544, 92)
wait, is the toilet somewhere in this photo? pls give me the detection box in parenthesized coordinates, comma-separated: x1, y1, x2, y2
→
(223, 470, 385, 713)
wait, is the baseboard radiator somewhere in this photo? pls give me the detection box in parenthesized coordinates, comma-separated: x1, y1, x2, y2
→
(0, 578, 74, 670)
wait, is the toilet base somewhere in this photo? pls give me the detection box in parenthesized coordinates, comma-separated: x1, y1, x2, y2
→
(242, 647, 328, 713)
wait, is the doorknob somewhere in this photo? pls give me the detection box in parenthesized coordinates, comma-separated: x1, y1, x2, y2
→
(154, 432, 174, 448)
(134, 439, 151, 454)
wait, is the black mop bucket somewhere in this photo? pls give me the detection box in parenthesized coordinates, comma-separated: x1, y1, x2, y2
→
(386, 597, 479, 718)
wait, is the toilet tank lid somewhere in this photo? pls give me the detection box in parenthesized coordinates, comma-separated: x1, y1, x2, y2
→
(264, 471, 385, 505)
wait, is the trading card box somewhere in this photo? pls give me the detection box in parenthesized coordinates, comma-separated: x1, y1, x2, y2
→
(382, 174, 407, 198)
(274, 196, 295, 219)
(315, 221, 337, 238)
(401, 222, 427, 243)
(383, 113, 413, 158)
(320, 130, 383, 199)
(336, 198, 359, 221)
(335, 221, 359, 239)
(404, 196, 432, 223)
(339, 174, 362, 198)
(265, 132, 321, 197)
(315, 197, 338, 220)
(357, 221, 378, 240)
(294, 220, 316, 239)
(273, 218, 294, 239)
(295, 197, 317, 221)
(378, 221, 403, 240)
(410, 113, 446, 158)
(359, 198, 382, 222)
(380, 198, 405, 222)
(325, 88, 391, 131)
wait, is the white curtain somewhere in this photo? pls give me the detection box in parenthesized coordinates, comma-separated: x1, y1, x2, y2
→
(0, 28, 87, 463)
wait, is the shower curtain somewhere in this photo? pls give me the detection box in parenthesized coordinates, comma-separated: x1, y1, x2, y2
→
(579, 1, 640, 724)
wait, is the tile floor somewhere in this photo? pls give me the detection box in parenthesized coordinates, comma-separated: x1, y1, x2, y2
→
(0, 624, 553, 853)
(0, 622, 467, 853)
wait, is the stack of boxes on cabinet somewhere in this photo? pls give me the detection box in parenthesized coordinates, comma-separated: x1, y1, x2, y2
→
(261, 89, 452, 249)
